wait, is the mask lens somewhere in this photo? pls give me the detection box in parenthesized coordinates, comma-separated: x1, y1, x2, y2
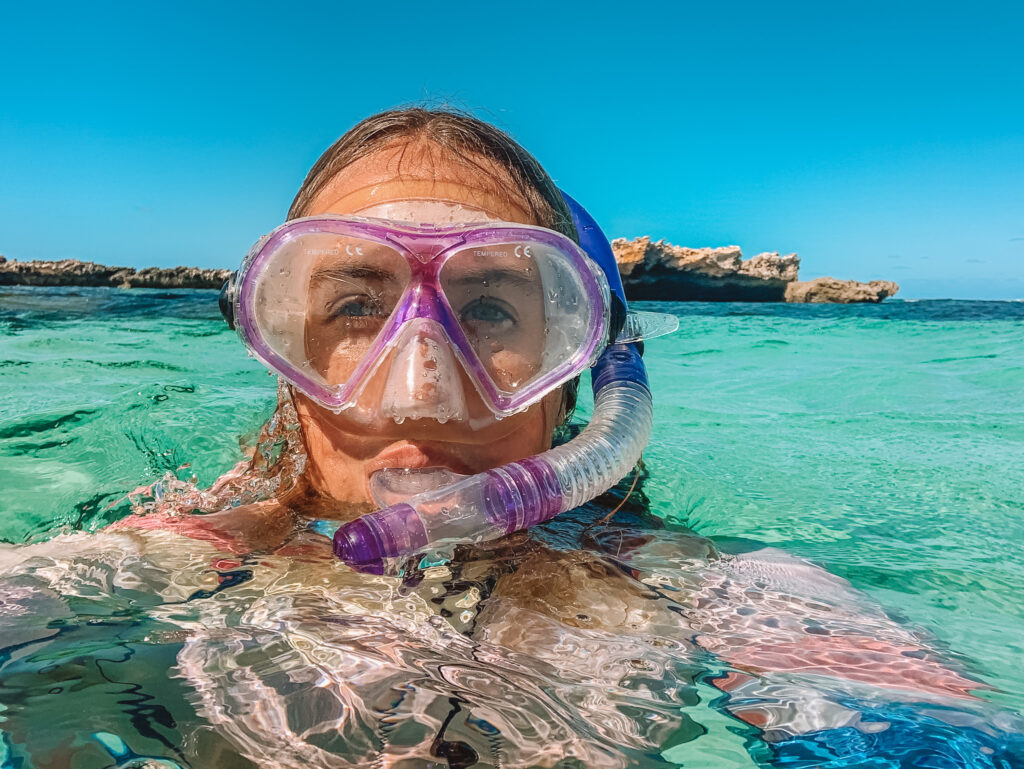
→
(250, 232, 411, 389)
(441, 242, 597, 396)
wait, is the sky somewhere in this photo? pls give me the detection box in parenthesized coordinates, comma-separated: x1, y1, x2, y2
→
(1, 1, 1021, 299)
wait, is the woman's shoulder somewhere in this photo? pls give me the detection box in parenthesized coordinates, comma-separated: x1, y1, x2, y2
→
(108, 500, 295, 555)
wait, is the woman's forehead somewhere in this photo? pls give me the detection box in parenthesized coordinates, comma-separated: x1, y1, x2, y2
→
(305, 141, 534, 224)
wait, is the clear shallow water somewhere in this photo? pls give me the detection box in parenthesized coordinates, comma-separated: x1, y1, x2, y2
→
(1, 286, 1023, 768)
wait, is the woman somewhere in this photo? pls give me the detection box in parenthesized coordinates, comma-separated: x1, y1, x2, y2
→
(3, 108, 1020, 768)
(119, 106, 642, 562)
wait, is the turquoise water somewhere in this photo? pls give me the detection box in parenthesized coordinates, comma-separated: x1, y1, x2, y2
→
(2, 286, 1023, 767)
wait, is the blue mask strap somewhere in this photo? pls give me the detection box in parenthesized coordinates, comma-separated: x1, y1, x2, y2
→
(559, 190, 628, 311)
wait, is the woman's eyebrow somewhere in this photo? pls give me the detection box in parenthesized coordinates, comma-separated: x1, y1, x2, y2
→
(446, 268, 537, 288)
(310, 265, 398, 283)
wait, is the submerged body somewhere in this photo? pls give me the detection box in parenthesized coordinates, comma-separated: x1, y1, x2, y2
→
(4, 491, 1014, 769)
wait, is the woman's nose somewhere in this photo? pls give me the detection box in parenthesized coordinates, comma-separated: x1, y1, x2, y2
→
(380, 319, 468, 424)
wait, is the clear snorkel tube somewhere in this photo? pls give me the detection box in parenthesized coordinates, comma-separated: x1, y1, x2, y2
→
(331, 193, 675, 571)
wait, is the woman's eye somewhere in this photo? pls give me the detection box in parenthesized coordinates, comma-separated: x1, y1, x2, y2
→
(330, 296, 384, 319)
(461, 298, 516, 328)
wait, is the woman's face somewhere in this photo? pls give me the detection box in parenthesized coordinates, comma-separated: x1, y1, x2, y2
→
(293, 140, 565, 515)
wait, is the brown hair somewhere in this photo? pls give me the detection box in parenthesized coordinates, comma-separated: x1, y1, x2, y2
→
(287, 107, 578, 243)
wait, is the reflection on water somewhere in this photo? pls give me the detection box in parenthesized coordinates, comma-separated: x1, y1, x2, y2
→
(4, 289, 1024, 767)
(3, 504, 1022, 768)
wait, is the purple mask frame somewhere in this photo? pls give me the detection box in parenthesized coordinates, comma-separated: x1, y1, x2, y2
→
(234, 215, 610, 417)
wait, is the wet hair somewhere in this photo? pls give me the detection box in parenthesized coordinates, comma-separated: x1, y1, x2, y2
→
(288, 106, 581, 424)
(287, 107, 578, 242)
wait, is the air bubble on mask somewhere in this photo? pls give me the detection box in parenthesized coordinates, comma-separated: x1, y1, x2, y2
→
(393, 416, 406, 425)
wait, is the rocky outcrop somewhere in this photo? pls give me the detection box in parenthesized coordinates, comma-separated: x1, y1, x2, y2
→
(611, 238, 799, 301)
(0, 256, 230, 290)
(0, 244, 899, 303)
(610, 237, 897, 303)
(784, 277, 900, 303)
(114, 266, 233, 289)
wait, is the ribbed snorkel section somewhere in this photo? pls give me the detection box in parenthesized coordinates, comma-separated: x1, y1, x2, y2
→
(333, 343, 650, 568)
(543, 345, 651, 512)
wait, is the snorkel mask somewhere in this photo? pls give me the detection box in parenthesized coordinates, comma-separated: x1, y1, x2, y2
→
(222, 193, 676, 570)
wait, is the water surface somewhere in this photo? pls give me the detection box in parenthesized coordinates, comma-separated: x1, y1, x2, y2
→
(2, 287, 1022, 767)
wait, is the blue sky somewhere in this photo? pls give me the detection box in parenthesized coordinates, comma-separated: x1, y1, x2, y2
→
(1, 1, 1021, 298)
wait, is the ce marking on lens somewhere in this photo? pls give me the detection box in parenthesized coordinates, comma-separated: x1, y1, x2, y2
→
(513, 245, 533, 258)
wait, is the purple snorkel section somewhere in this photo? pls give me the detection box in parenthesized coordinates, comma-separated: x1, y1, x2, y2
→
(482, 456, 562, 532)
(332, 503, 428, 571)
(331, 457, 562, 566)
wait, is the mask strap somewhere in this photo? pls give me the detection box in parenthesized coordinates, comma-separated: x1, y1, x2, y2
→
(219, 271, 237, 330)
(560, 190, 629, 345)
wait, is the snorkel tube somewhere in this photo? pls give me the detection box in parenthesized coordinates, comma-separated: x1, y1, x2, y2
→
(333, 194, 653, 570)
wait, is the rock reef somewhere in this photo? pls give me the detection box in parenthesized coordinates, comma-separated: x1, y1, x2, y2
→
(0, 256, 230, 290)
(610, 237, 897, 303)
(784, 277, 900, 303)
(1, 242, 898, 303)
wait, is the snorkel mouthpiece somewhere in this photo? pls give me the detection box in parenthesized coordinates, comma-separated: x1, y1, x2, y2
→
(334, 458, 563, 563)
(333, 193, 658, 569)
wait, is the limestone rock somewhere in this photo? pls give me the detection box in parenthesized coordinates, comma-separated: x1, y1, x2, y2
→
(0, 258, 230, 289)
(611, 236, 896, 303)
(118, 266, 232, 289)
(784, 277, 899, 303)
(611, 237, 799, 301)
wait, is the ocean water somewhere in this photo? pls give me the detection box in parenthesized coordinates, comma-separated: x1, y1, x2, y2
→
(1, 285, 1023, 768)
